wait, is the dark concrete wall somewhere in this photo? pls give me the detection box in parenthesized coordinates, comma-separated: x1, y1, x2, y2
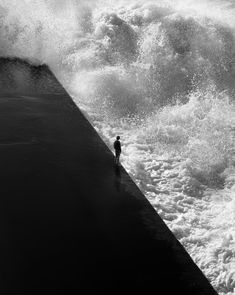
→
(0, 57, 64, 94)
(0, 58, 218, 295)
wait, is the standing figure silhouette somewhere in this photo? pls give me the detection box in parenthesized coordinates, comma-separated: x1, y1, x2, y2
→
(113, 136, 121, 165)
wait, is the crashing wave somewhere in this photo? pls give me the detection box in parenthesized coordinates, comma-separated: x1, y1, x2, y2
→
(0, 0, 235, 294)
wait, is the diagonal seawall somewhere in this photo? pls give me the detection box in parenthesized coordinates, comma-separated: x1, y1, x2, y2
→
(0, 58, 218, 294)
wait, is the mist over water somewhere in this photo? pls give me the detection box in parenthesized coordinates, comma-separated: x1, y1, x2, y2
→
(0, 0, 235, 293)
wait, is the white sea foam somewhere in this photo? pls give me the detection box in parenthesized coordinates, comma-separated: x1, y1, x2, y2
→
(0, 0, 235, 293)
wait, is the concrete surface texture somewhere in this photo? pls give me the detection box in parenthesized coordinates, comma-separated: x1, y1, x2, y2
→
(0, 58, 217, 294)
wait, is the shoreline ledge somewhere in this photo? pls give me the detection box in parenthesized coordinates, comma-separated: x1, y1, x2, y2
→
(0, 58, 217, 294)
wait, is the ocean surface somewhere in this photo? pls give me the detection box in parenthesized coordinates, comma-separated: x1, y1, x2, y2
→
(0, 0, 235, 293)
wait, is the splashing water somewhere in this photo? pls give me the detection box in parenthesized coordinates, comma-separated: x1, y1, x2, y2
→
(0, 0, 235, 293)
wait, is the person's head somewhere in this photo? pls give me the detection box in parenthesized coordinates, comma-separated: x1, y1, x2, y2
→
(116, 136, 120, 140)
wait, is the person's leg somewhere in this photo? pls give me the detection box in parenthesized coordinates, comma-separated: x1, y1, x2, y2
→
(115, 150, 119, 164)
(115, 150, 118, 164)
(117, 151, 121, 165)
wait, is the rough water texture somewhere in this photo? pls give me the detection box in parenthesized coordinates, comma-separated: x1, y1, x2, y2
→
(0, 1, 235, 294)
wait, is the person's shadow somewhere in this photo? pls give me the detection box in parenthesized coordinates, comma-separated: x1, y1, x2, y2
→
(114, 164, 122, 192)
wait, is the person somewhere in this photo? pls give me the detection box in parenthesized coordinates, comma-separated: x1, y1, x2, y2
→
(113, 136, 121, 165)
